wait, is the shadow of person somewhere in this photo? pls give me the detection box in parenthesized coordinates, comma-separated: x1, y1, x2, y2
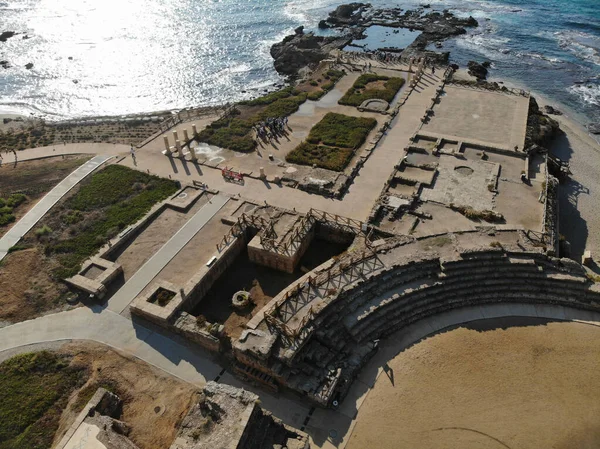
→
(384, 363, 395, 386)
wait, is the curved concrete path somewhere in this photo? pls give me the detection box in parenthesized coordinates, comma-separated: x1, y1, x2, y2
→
(1, 302, 600, 449)
(0, 155, 112, 261)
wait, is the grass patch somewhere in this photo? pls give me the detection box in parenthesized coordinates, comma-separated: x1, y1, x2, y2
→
(306, 69, 345, 101)
(286, 113, 377, 171)
(0, 351, 86, 449)
(339, 74, 405, 107)
(307, 113, 377, 148)
(198, 88, 307, 152)
(0, 193, 27, 228)
(42, 165, 178, 279)
(286, 143, 354, 172)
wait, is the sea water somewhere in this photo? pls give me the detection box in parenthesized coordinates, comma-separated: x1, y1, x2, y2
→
(0, 0, 598, 125)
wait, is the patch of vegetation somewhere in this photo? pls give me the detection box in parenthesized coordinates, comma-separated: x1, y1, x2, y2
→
(196, 116, 256, 153)
(199, 88, 309, 152)
(339, 74, 405, 107)
(307, 113, 377, 148)
(286, 113, 376, 171)
(306, 69, 345, 101)
(150, 287, 176, 307)
(0, 193, 27, 227)
(286, 143, 354, 172)
(43, 165, 178, 279)
(34, 225, 53, 237)
(71, 379, 120, 414)
(0, 351, 86, 449)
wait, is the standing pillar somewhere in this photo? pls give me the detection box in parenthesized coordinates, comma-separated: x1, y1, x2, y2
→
(163, 136, 171, 155)
(172, 130, 179, 144)
(183, 129, 190, 143)
(259, 167, 265, 178)
(190, 146, 197, 161)
(192, 124, 198, 137)
(175, 139, 182, 156)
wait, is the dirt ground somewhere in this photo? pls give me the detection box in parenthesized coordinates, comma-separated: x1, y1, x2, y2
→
(54, 341, 198, 449)
(0, 247, 72, 325)
(347, 319, 600, 449)
(0, 155, 90, 237)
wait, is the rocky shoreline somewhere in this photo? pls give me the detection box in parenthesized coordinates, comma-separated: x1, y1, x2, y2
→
(271, 3, 478, 78)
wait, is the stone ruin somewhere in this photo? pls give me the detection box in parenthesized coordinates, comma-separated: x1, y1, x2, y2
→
(171, 382, 309, 449)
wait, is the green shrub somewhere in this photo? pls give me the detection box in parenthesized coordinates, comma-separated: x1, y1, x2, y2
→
(0, 213, 15, 227)
(306, 113, 377, 149)
(286, 142, 354, 172)
(308, 91, 325, 101)
(339, 74, 405, 106)
(309, 80, 319, 86)
(6, 194, 26, 208)
(34, 225, 52, 237)
(238, 87, 298, 106)
(0, 351, 85, 449)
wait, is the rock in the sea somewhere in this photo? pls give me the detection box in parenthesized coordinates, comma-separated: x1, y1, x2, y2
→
(543, 105, 562, 116)
(467, 61, 488, 80)
(318, 20, 330, 29)
(0, 31, 16, 42)
(270, 32, 351, 77)
(588, 123, 600, 134)
(0, 60, 10, 69)
(294, 26, 304, 35)
(25, 62, 34, 69)
(327, 3, 369, 26)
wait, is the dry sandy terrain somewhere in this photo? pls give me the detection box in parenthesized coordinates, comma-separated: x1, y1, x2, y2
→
(348, 319, 600, 449)
(55, 341, 198, 449)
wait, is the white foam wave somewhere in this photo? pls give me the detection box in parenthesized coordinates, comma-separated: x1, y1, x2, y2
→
(569, 83, 600, 107)
(455, 34, 511, 59)
(516, 52, 563, 64)
(555, 30, 600, 66)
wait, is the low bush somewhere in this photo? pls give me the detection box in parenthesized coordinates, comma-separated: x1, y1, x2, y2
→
(238, 87, 299, 106)
(306, 113, 377, 149)
(286, 142, 354, 172)
(0, 193, 28, 228)
(339, 74, 405, 107)
(197, 117, 256, 153)
(34, 225, 52, 237)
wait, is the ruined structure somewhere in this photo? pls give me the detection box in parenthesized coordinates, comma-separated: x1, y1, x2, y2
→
(171, 382, 309, 449)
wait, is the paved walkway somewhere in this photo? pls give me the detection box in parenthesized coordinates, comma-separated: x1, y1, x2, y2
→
(107, 195, 229, 314)
(0, 155, 112, 261)
(1, 302, 599, 448)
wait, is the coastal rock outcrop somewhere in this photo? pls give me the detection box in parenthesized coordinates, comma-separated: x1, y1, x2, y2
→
(467, 61, 489, 80)
(543, 105, 563, 115)
(270, 32, 351, 77)
(588, 123, 600, 134)
(271, 4, 479, 77)
(0, 31, 17, 42)
(526, 97, 560, 148)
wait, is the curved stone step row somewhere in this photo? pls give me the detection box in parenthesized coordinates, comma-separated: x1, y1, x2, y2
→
(355, 280, 600, 343)
(341, 256, 551, 333)
(347, 270, 591, 339)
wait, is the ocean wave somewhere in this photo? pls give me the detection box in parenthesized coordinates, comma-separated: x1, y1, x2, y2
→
(515, 52, 564, 64)
(569, 83, 600, 107)
(554, 30, 600, 66)
(455, 34, 511, 59)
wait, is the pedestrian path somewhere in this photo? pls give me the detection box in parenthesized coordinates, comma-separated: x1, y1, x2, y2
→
(107, 195, 229, 314)
(0, 155, 112, 261)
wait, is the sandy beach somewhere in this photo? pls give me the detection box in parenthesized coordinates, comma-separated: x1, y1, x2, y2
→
(347, 319, 600, 449)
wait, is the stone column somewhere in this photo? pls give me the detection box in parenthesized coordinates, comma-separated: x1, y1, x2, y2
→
(192, 124, 198, 137)
(183, 129, 190, 143)
(172, 130, 179, 144)
(163, 136, 171, 155)
(175, 139, 181, 155)
(190, 146, 197, 161)
(259, 167, 265, 178)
